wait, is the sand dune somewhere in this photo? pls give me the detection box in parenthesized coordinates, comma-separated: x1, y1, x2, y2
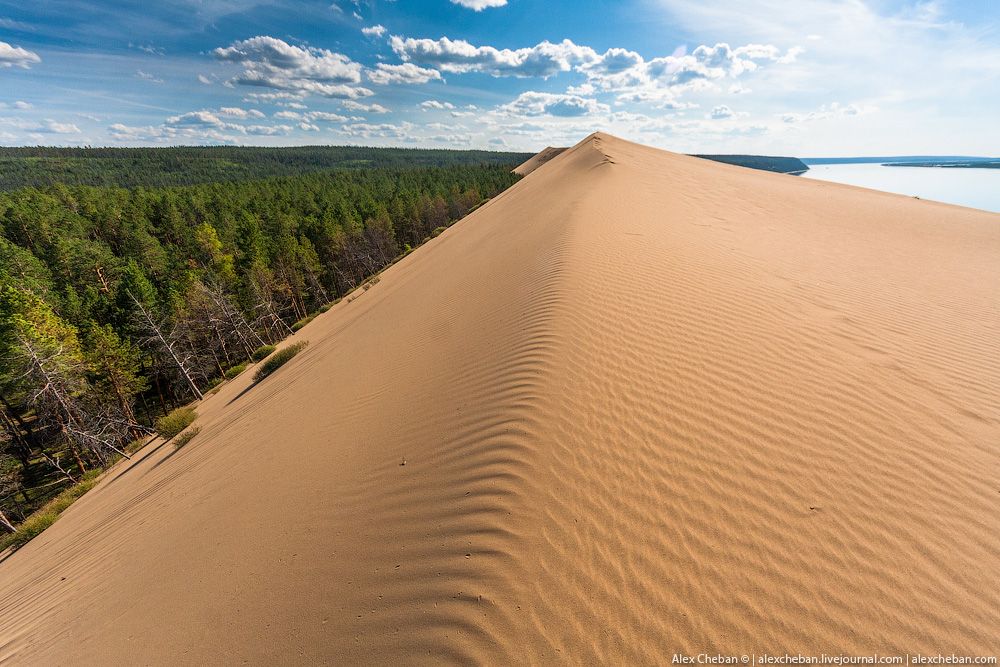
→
(1, 133, 998, 664)
(512, 146, 567, 176)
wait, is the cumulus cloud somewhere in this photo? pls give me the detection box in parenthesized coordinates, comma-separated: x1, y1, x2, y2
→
(499, 91, 609, 117)
(36, 119, 81, 134)
(111, 112, 296, 143)
(780, 102, 867, 123)
(0, 100, 32, 110)
(214, 36, 373, 99)
(387, 35, 795, 114)
(389, 36, 599, 78)
(0, 41, 41, 69)
(420, 100, 455, 110)
(306, 111, 348, 122)
(451, 0, 508, 10)
(341, 100, 390, 114)
(218, 107, 265, 119)
(362, 25, 387, 37)
(368, 63, 443, 85)
(709, 104, 736, 119)
(275, 110, 348, 123)
(339, 121, 415, 139)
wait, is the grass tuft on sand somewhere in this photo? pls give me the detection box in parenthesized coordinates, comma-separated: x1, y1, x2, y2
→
(251, 344, 276, 362)
(1, 470, 103, 550)
(173, 427, 202, 449)
(156, 407, 197, 439)
(224, 363, 247, 379)
(254, 342, 308, 383)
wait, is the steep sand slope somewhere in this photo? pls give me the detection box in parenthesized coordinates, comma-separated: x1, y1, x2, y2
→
(1, 133, 998, 664)
(513, 146, 567, 176)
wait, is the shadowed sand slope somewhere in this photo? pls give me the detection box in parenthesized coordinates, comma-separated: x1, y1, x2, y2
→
(1, 133, 998, 664)
(513, 146, 567, 176)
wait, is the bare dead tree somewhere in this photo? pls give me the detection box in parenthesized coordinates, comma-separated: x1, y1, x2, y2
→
(127, 290, 204, 401)
(14, 334, 132, 468)
(0, 452, 22, 533)
(250, 276, 294, 342)
(197, 280, 266, 360)
(40, 450, 78, 484)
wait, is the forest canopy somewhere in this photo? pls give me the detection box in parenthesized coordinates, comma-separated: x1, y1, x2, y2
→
(0, 145, 533, 190)
(0, 152, 522, 537)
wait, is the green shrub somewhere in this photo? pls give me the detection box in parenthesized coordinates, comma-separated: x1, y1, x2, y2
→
(125, 437, 149, 454)
(431, 226, 447, 238)
(254, 341, 308, 383)
(291, 316, 314, 332)
(318, 303, 332, 313)
(8, 513, 57, 549)
(155, 407, 197, 439)
(2, 469, 104, 549)
(251, 344, 276, 362)
(224, 363, 247, 379)
(173, 427, 201, 449)
(205, 377, 222, 390)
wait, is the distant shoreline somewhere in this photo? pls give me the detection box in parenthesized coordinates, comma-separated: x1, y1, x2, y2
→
(881, 161, 1000, 169)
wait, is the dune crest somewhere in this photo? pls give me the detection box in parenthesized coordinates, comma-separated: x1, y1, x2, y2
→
(513, 145, 567, 176)
(1, 132, 998, 664)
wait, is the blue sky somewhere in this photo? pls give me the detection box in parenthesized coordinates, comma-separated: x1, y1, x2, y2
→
(1, 0, 998, 154)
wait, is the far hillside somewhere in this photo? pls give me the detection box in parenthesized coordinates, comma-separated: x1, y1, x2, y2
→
(694, 154, 809, 174)
(0, 145, 534, 190)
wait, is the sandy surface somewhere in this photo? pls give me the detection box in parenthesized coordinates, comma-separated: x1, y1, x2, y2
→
(1, 133, 998, 664)
(512, 146, 567, 176)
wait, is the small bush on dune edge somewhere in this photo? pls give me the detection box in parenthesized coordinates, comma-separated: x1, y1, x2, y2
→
(251, 344, 276, 362)
(173, 427, 201, 449)
(155, 407, 197, 439)
(5, 513, 57, 549)
(254, 341, 308, 383)
(1, 470, 104, 550)
(224, 363, 247, 379)
(291, 316, 314, 332)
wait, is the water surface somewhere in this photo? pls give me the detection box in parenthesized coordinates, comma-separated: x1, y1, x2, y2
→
(802, 163, 1000, 213)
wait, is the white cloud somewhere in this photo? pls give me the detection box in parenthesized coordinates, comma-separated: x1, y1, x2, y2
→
(166, 111, 229, 127)
(389, 36, 599, 78)
(450, 0, 508, 10)
(275, 110, 348, 122)
(214, 36, 373, 99)
(362, 25, 387, 37)
(420, 100, 455, 110)
(245, 124, 293, 136)
(36, 119, 81, 134)
(0, 41, 41, 69)
(197, 74, 214, 85)
(709, 104, 735, 119)
(0, 100, 32, 110)
(136, 70, 164, 84)
(780, 102, 869, 123)
(342, 100, 390, 113)
(218, 107, 265, 118)
(387, 34, 793, 114)
(499, 91, 610, 117)
(339, 121, 415, 139)
(777, 46, 805, 64)
(368, 63, 443, 85)
(306, 111, 348, 122)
